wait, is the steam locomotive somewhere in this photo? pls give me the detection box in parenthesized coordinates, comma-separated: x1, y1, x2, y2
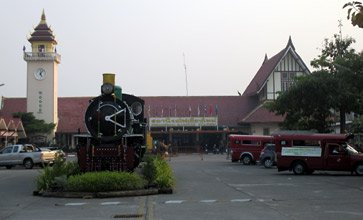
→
(76, 73, 146, 172)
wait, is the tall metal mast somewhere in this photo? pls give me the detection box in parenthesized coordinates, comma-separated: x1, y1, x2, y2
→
(183, 53, 189, 96)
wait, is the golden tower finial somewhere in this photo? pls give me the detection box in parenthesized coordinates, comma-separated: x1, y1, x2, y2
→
(40, 9, 46, 24)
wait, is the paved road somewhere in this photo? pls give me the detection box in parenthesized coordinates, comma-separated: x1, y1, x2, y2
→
(1, 154, 363, 219)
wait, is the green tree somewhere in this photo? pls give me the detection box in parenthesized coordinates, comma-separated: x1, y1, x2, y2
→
(311, 34, 358, 133)
(266, 71, 336, 133)
(343, 1, 363, 28)
(13, 112, 56, 135)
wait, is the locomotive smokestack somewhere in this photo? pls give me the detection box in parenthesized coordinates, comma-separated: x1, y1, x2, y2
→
(103, 73, 115, 85)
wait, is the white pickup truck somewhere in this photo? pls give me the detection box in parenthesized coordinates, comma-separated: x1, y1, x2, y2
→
(0, 144, 56, 169)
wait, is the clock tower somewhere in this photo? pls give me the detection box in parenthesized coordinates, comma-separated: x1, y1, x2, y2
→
(24, 10, 61, 136)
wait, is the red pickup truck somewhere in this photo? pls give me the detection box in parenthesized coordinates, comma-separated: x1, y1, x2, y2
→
(275, 133, 363, 175)
(229, 135, 273, 165)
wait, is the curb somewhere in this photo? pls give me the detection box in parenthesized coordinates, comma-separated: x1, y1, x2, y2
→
(36, 188, 172, 199)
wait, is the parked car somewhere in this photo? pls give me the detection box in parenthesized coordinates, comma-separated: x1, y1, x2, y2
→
(0, 144, 56, 169)
(259, 144, 276, 168)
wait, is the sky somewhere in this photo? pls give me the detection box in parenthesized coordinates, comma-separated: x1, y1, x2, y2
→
(0, 0, 362, 98)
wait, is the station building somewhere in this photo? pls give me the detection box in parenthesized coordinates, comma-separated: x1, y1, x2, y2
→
(0, 12, 311, 151)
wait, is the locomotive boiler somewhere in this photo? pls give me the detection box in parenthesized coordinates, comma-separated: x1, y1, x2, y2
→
(76, 73, 146, 172)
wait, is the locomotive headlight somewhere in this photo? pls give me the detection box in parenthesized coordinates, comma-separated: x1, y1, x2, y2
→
(101, 83, 114, 95)
(131, 102, 143, 116)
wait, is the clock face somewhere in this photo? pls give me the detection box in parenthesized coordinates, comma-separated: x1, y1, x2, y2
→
(34, 68, 47, 80)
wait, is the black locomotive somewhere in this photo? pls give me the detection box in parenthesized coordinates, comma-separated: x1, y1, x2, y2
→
(76, 73, 146, 172)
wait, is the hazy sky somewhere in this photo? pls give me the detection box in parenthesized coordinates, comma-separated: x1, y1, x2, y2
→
(1, 0, 362, 98)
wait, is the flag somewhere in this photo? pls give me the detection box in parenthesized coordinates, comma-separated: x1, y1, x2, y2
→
(148, 105, 151, 118)
(215, 105, 218, 116)
(169, 106, 172, 117)
(204, 105, 207, 116)
(161, 105, 164, 117)
(209, 105, 213, 116)
(197, 105, 200, 117)
(174, 104, 177, 117)
(188, 105, 191, 117)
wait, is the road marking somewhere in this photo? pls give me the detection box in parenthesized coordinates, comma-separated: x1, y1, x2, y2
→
(230, 183, 294, 187)
(325, 211, 363, 216)
(65, 202, 87, 206)
(200, 200, 217, 203)
(100, 202, 121, 205)
(231, 199, 251, 202)
(165, 200, 184, 204)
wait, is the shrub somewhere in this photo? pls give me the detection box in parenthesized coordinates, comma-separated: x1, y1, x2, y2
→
(66, 171, 146, 192)
(36, 155, 80, 192)
(142, 155, 175, 189)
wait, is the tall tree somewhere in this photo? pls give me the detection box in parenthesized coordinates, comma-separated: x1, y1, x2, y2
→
(311, 34, 357, 133)
(343, 1, 363, 28)
(12, 112, 56, 135)
(266, 71, 336, 133)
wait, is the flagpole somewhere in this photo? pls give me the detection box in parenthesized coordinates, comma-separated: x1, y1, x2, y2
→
(183, 53, 189, 96)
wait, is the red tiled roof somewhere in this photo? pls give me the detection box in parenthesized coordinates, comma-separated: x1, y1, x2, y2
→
(0, 95, 257, 133)
(243, 47, 287, 97)
(241, 104, 284, 123)
(242, 36, 310, 97)
(57, 97, 91, 133)
(143, 96, 257, 127)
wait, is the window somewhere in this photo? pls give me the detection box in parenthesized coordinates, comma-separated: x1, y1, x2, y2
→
(281, 72, 296, 91)
(12, 146, 19, 153)
(292, 140, 320, 147)
(242, 140, 260, 145)
(263, 128, 270, 135)
(38, 45, 45, 52)
(1, 147, 12, 154)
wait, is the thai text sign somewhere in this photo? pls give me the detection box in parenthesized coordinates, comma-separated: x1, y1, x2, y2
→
(149, 117, 218, 127)
(281, 147, 322, 157)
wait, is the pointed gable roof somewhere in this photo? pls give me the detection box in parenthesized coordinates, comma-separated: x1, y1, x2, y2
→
(28, 10, 57, 44)
(242, 36, 309, 97)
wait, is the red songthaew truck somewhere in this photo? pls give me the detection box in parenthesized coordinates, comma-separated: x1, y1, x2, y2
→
(229, 135, 273, 165)
(275, 133, 363, 175)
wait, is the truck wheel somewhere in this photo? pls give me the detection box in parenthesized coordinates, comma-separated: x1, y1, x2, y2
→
(292, 162, 305, 175)
(263, 158, 273, 168)
(355, 164, 363, 175)
(241, 155, 252, 165)
(23, 159, 34, 169)
(5, 165, 13, 169)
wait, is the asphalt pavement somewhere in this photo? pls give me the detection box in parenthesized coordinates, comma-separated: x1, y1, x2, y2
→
(1, 153, 363, 220)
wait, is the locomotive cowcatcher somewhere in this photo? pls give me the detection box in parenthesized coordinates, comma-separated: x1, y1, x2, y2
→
(76, 73, 146, 172)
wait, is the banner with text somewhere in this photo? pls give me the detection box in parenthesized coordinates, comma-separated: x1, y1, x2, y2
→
(149, 117, 218, 127)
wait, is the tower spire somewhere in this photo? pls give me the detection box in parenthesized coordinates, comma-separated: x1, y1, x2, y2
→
(286, 35, 295, 50)
(40, 9, 46, 24)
